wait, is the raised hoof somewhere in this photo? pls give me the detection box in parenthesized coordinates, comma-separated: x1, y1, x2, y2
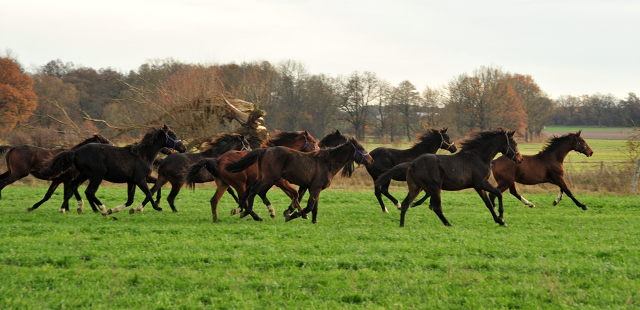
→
(529, 204, 536, 208)
(395, 202, 402, 210)
(302, 214, 309, 220)
(500, 222, 508, 227)
(106, 209, 113, 215)
(553, 200, 559, 206)
(239, 212, 247, 219)
(129, 208, 137, 214)
(231, 208, 240, 216)
(154, 207, 163, 212)
(409, 203, 416, 208)
(383, 207, 389, 213)
(77, 208, 83, 215)
(581, 206, 589, 210)
(270, 213, 275, 219)
(27, 207, 34, 212)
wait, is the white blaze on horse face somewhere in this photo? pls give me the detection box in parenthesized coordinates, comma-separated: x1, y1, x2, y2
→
(520, 196, 535, 208)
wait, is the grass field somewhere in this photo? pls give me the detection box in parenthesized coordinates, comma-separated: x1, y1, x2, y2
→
(1, 185, 639, 309)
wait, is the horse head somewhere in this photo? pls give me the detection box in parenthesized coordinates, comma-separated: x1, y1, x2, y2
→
(300, 131, 320, 152)
(573, 130, 593, 157)
(503, 130, 523, 164)
(438, 127, 457, 153)
(161, 125, 187, 153)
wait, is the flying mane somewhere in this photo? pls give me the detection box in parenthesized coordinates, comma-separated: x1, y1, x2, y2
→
(458, 128, 508, 152)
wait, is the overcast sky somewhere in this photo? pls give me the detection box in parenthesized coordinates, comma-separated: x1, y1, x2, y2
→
(1, 0, 638, 99)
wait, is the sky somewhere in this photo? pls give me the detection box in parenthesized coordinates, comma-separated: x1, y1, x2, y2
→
(1, 0, 639, 99)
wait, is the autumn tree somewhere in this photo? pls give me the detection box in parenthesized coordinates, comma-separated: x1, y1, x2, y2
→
(508, 74, 553, 141)
(445, 66, 527, 134)
(338, 71, 379, 140)
(620, 93, 640, 126)
(0, 58, 38, 134)
(393, 80, 421, 140)
(30, 74, 81, 128)
(371, 80, 395, 140)
(302, 74, 340, 137)
(269, 60, 309, 131)
(421, 86, 445, 128)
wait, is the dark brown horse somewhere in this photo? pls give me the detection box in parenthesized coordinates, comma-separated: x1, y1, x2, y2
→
(0, 134, 111, 212)
(366, 128, 457, 213)
(185, 131, 319, 222)
(376, 129, 523, 227)
(129, 133, 251, 213)
(42, 125, 186, 216)
(490, 130, 593, 210)
(225, 137, 373, 223)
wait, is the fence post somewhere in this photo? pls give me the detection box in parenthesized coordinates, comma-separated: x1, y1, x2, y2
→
(631, 159, 640, 193)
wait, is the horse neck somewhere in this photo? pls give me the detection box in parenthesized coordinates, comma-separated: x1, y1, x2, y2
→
(326, 144, 356, 174)
(404, 138, 440, 157)
(140, 139, 167, 163)
(543, 141, 574, 163)
(464, 138, 504, 163)
(200, 147, 219, 157)
(71, 139, 97, 150)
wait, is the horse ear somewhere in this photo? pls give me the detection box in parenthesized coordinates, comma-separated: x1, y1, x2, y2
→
(441, 127, 448, 133)
(507, 130, 515, 137)
(304, 130, 309, 136)
(336, 129, 340, 134)
(162, 124, 168, 131)
(577, 130, 582, 137)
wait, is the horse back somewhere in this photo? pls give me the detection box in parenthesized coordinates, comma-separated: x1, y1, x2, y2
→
(515, 154, 557, 185)
(436, 153, 486, 191)
(367, 147, 411, 178)
(75, 144, 150, 183)
(217, 150, 256, 185)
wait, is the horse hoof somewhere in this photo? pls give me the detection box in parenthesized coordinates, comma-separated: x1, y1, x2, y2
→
(106, 209, 113, 215)
(27, 208, 33, 212)
(154, 207, 163, 212)
(444, 223, 452, 227)
(231, 209, 240, 216)
(553, 201, 559, 206)
(302, 214, 309, 220)
(77, 208, 83, 215)
(383, 208, 389, 213)
(409, 203, 416, 208)
(129, 209, 136, 214)
(582, 206, 589, 210)
(239, 212, 247, 219)
(102, 213, 108, 218)
(171, 209, 178, 213)
(500, 222, 508, 227)
(395, 202, 402, 210)
(270, 213, 275, 219)
(530, 204, 536, 208)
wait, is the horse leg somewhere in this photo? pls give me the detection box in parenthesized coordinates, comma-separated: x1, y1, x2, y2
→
(477, 182, 507, 226)
(83, 177, 107, 217)
(28, 180, 61, 212)
(374, 185, 389, 213)
(410, 193, 430, 208)
(67, 175, 89, 214)
(226, 187, 239, 203)
(310, 199, 320, 224)
(239, 184, 264, 222)
(275, 180, 303, 219)
(509, 185, 535, 208)
(287, 188, 320, 222)
(399, 176, 423, 227)
(429, 192, 452, 227)
(553, 178, 587, 210)
(130, 178, 161, 214)
(297, 186, 308, 203)
(256, 189, 275, 219)
(107, 183, 136, 215)
(553, 189, 564, 206)
(209, 181, 230, 223)
(379, 182, 400, 210)
(0, 171, 28, 200)
(166, 182, 182, 212)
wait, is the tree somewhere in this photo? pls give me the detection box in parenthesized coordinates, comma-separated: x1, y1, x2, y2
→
(302, 74, 340, 137)
(508, 74, 553, 141)
(30, 74, 81, 128)
(0, 58, 38, 134)
(269, 60, 309, 131)
(338, 71, 379, 140)
(393, 80, 420, 140)
(620, 93, 640, 126)
(421, 86, 445, 128)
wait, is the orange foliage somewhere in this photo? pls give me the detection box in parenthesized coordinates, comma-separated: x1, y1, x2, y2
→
(0, 58, 38, 134)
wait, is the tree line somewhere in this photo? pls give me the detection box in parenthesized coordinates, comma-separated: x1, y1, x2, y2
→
(1, 55, 638, 148)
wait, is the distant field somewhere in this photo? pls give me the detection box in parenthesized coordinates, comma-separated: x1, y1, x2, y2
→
(543, 126, 633, 140)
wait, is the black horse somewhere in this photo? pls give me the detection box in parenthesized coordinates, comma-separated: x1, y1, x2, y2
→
(366, 128, 457, 213)
(376, 129, 523, 227)
(131, 133, 251, 213)
(0, 134, 112, 212)
(41, 125, 186, 216)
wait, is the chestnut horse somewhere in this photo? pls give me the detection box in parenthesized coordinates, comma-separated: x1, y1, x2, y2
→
(366, 127, 457, 213)
(376, 129, 523, 227)
(490, 130, 593, 210)
(42, 125, 186, 216)
(186, 131, 319, 222)
(0, 134, 111, 212)
(225, 137, 373, 223)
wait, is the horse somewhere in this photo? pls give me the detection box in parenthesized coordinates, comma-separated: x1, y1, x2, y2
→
(225, 137, 373, 223)
(129, 133, 251, 213)
(41, 125, 186, 216)
(366, 127, 457, 213)
(0, 134, 112, 213)
(375, 129, 523, 227)
(490, 130, 593, 210)
(185, 131, 319, 222)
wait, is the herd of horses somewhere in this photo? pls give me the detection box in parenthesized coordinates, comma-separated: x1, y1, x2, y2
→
(0, 124, 593, 227)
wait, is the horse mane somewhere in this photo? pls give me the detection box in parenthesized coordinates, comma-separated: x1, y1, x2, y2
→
(458, 128, 508, 152)
(262, 131, 305, 147)
(410, 128, 441, 150)
(319, 130, 347, 148)
(128, 128, 164, 156)
(247, 136, 264, 149)
(313, 137, 358, 177)
(541, 132, 576, 153)
(71, 134, 109, 150)
(204, 133, 240, 151)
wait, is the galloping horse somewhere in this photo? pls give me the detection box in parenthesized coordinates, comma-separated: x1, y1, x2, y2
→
(42, 125, 186, 216)
(366, 128, 457, 213)
(225, 137, 373, 223)
(490, 130, 593, 210)
(186, 131, 319, 222)
(0, 134, 111, 212)
(376, 129, 523, 227)
(134, 133, 251, 213)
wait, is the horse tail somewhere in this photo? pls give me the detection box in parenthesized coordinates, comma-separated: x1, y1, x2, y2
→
(374, 163, 411, 188)
(186, 158, 216, 189)
(0, 146, 12, 157)
(153, 158, 165, 171)
(224, 148, 267, 173)
(41, 150, 76, 178)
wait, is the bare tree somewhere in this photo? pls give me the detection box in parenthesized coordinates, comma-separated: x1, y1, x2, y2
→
(338, 71, 379, 140)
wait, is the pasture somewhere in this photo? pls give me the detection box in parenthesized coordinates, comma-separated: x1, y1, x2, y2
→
(1, 185, 639, 309)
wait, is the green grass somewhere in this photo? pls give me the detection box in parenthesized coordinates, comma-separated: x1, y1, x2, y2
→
(1, 185, 640, 309)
